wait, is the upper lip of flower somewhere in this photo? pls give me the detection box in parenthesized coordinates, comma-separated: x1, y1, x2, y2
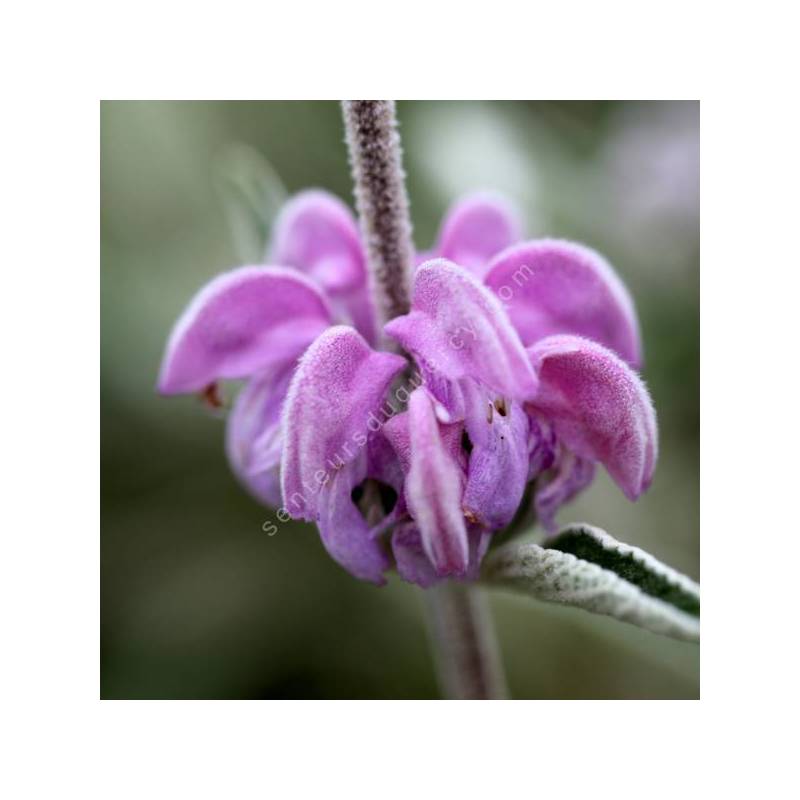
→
(157, 189, 658, 586)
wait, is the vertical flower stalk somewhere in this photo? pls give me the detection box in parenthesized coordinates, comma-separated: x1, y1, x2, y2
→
(342, 100, 414, 327)
(342, 100, 508, 699)
(425, 583, 509, 700)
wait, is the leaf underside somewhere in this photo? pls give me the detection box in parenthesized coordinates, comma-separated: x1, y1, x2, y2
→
(482, 524, 700, 642)
(546, 526, 700, 616)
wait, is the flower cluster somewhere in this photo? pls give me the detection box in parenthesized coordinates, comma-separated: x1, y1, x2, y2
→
(158, 191, 657, 586)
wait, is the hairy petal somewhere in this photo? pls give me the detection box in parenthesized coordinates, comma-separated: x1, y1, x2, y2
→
(527, 335, 657, 500)
(435, 192, 522, 278)
(384, 260, 538, 408)
(392, 522, 492, 587)
(465, 525, 493, 581)
(270, 190, 377, 343)
(383, 405, 466, 476)
(527, 413, 557, 480)
(316, 457, 390, 585)
(271, 190, 365, 293)
(462, 386, 531, 530)
(280, 326, 406, 519)
(535, 449, 597, 533)
(391, 522, 441, 588)
(485, 240, 642, 367)
(225, 364, 294, 507)
(405, 389, 470, 576)
(158, 266, 333, 394)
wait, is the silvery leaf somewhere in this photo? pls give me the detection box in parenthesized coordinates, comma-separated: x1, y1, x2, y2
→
(482, 523, 699, 642)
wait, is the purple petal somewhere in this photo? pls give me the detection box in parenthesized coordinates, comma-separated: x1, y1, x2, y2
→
(158, 266, 332, 395)
(404, 388, 469, 576)
(464, 525, 493, 581)
(384, 260, 539, 408)
(271, 190, 365, 293)
(484, 240, 642, 367)
(391, 522, 441, 588)
(270, 190, 378, 343)
(535, 449, 596, 533)
(332, 284, 379, 347)
(280, 326, 406, 519)
(461, 384, 531, 530)
(383, 404, 467, 476)
(392, 522, 492, 588)
(225, 364, 294, 508)
(527, 335, 657, 500)
(410, 359, 467, 423)
(366, 430, 406, 499)
(527, 413, 557, 479)
(435, 192, 522, 278)
(316, 457, 391, 585)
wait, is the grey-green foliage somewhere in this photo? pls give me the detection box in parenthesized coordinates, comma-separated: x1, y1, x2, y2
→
(213, 142, 288, 264)
(483, 524, 700, 642)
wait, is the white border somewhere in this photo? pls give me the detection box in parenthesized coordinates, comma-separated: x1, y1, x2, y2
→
(3, 1, 799, 796)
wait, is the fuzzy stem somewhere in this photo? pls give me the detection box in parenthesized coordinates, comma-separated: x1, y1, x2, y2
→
(341, 101, 414, 327)
(425, 582, 508, 700)
(342, 100, 507, 700)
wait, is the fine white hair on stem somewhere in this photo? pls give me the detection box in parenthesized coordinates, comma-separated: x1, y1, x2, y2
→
(342, 100, 507, 699)
(341, 100, 414, 327)
(425, 582, 509, 699)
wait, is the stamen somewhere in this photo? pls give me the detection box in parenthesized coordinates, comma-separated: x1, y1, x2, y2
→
(493, 397, 507, 417)
(200, 382, 224, 410)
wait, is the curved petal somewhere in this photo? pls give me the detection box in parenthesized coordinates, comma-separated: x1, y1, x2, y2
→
(461, 384, 531, 531)
(527, 413, 557, 480)
(535, 449, 596, 533)
(225, 364, 294, 507)
(484, 240, 642, 367)
(391, 523, 492, 587)
(316, 457, 390, 585)
(435, 192, 522, 278)
(270, 190, 378, 343)
(157, 266, 333, 395)
(383, 405, 467, 476)
(270, 190, 365, 293)
(405, 388, 469, 576)
(280, 326, 406, 519)
(384, 260, 538, 408)
(527, 335, 657, 500)
(391, 522, 441, 588)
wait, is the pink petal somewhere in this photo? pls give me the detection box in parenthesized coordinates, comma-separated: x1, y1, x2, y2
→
(535, 449, 596, 533)
(158, 266, 332, 395)
(484, 240, 642, 367)
(461, 384, 531, 531)
(225, 364, 294, 508)
(392, 522, 492, 588)
(435, 192, 522, 278)
(270, 190, 365, 293)
(316, 457, 390, 585)
(384, 260, 538, 407)
(404, 388, 469, 576)
(527, 335, 658, 500)
(391, 522, 441, 588)
(383, 406, 466, 476)
(271, 190, 378, 343)
(280, 326, 406, 519)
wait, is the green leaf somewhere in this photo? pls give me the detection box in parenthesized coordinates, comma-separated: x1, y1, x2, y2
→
(213, 142, 288, 264)
(482, 523, 699, 642)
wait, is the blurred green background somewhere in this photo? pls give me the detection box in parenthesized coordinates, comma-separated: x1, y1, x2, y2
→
(101, 100, 699, 699)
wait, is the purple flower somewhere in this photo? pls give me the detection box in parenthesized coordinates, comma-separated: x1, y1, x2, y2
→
(158, 190, 657, 587)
